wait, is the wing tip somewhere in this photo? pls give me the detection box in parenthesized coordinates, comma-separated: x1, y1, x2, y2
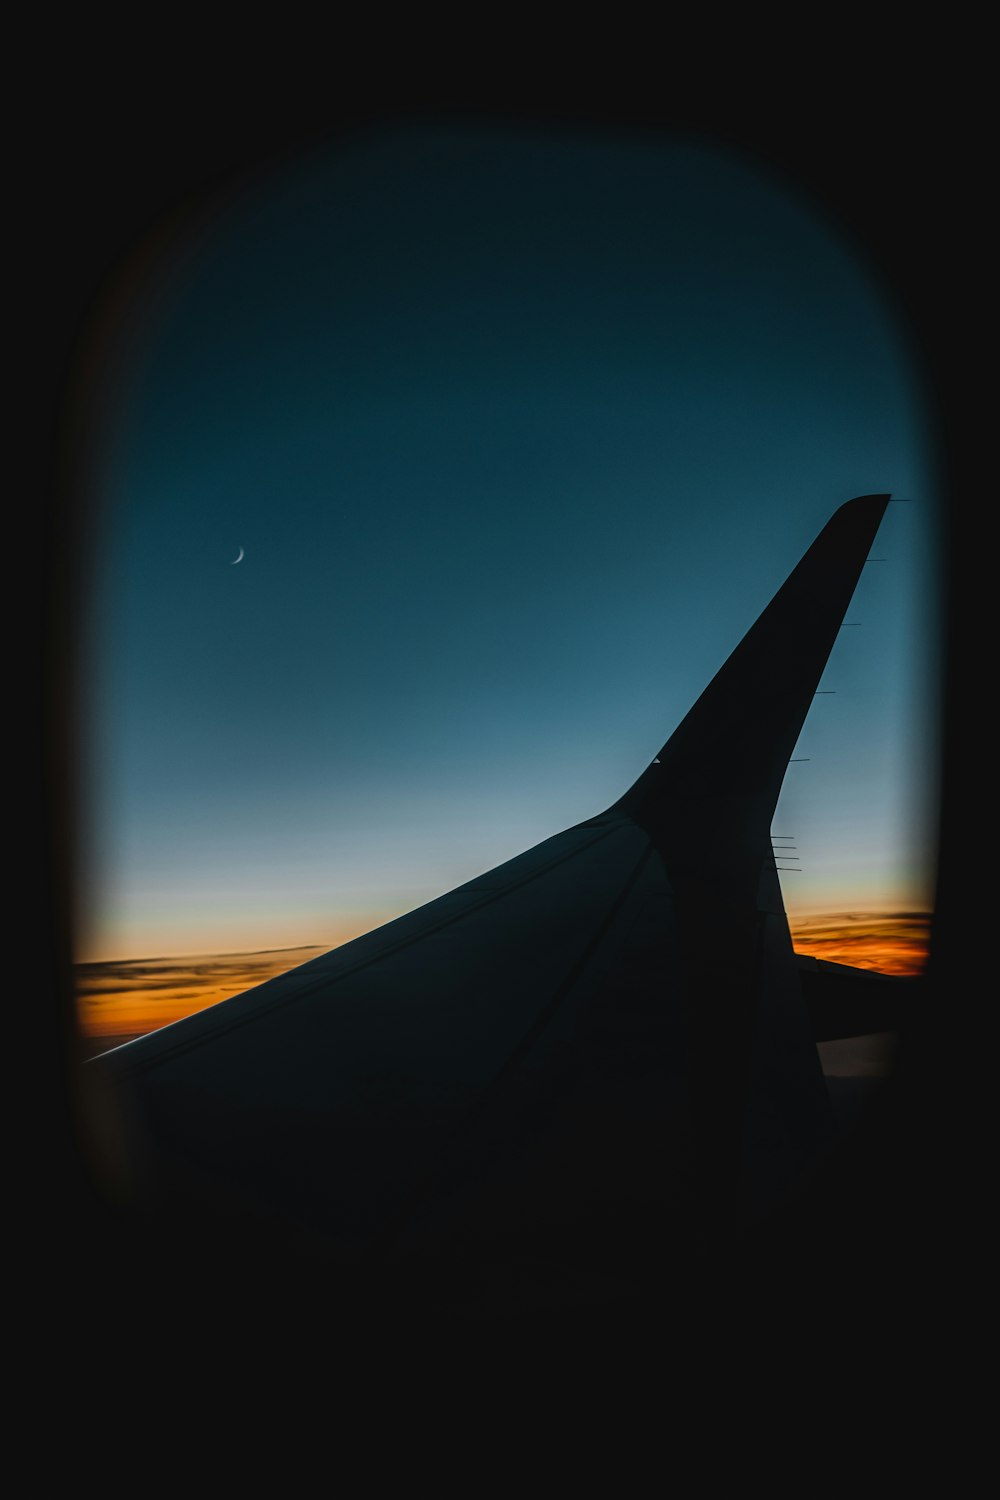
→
(833, 492, 892, 517)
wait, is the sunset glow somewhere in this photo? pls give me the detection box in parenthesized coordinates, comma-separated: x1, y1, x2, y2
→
(787, 908, 930, 977)
(78, 904, 930, 1056)
(76, 945, 325, 1054)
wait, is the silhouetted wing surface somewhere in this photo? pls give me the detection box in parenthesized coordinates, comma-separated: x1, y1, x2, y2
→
(95, 495, 890, 1263)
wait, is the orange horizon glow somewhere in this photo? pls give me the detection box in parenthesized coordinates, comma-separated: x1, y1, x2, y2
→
(76, 906, 931, 1052)
(75, 945, 327, 1044)
(787, 908, 930, 977)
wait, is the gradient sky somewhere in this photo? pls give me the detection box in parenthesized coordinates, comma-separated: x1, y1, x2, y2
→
(79, 124, 939, 967)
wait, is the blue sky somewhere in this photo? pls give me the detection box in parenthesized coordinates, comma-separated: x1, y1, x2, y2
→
(79, 124, 939, 961)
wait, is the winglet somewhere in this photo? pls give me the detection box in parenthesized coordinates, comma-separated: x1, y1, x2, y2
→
(614, 495, 890, 861)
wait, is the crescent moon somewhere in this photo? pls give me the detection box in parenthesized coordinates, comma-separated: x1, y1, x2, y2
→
(231, 546, 244, 565)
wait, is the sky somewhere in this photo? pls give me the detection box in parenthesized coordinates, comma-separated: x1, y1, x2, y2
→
(78, 123, 939, 1005)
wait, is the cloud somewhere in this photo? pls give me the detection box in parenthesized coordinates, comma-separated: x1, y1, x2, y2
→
(789, 909, 930, 977)
(76, 945, 326, 1040)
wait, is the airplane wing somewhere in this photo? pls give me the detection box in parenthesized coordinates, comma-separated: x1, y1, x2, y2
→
(92, 495, 891, 1291)
(797, 955, 918, 1042)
